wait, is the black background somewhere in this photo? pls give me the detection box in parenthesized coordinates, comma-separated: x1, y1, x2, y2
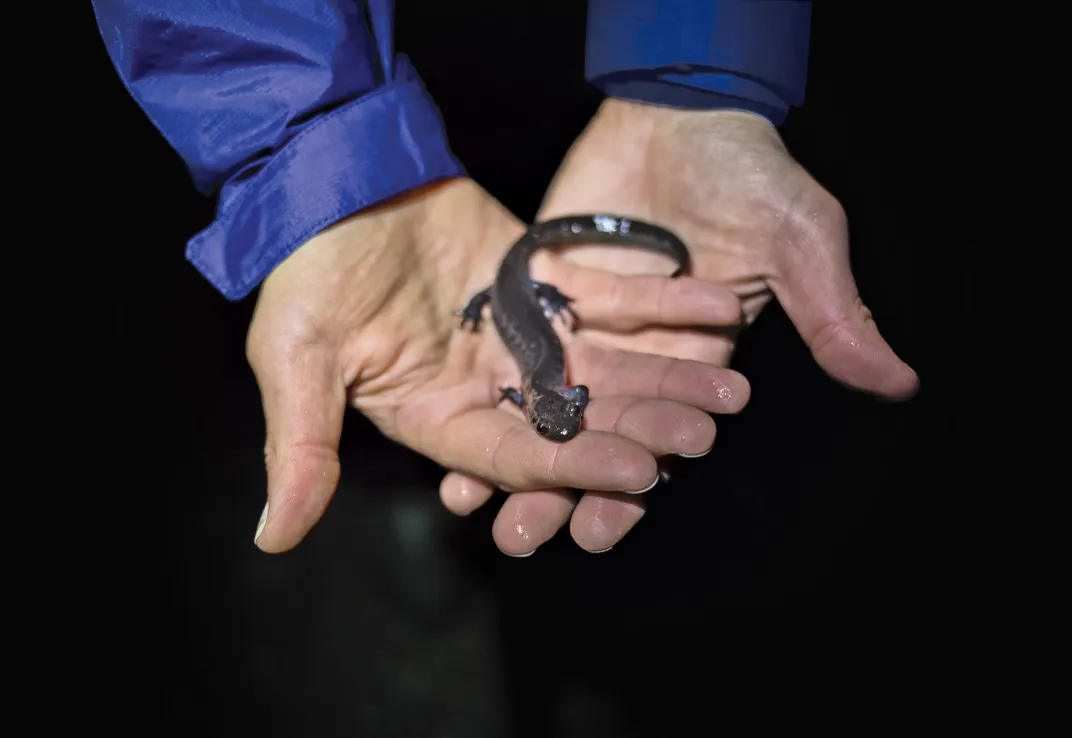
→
(103, 2, 973, 736)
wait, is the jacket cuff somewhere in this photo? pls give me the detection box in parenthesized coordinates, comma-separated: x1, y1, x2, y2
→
(585, 0, 811, 125)
(185, 56, 465, 301)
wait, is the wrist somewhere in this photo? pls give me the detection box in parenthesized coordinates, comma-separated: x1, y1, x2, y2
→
(577, 99, 790, 174)
(598, 98, 778, 141)
(260, 177, 520, 328)
(257, 179, 456, 319)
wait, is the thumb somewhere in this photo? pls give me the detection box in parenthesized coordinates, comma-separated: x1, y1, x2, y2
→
(251, 341, 346, 552)
(770, 205, 919, 400)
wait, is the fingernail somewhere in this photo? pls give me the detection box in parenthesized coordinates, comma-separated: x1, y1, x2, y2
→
(678, 447, 712, 459)
(628, 476, 659, 494)
(504, 549, 535, 558)
(587, 546, 613, 554)
(254, 501, 269, 545)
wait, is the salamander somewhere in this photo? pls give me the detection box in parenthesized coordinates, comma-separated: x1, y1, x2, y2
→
(457, 214, 689, 442)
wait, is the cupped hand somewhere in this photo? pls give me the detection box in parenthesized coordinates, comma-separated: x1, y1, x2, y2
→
(246, 178, 747, 554)
(441, 100, 919, 555)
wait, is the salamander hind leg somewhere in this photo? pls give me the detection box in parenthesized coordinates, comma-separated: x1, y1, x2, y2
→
(530, 281, 579, 327)
(456, 288, 492, 331)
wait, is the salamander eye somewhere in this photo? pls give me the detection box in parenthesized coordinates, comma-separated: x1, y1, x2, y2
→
(536, 422, 550, 435)
(567, 403, 580, 417)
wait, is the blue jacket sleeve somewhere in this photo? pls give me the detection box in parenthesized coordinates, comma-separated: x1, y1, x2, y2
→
(93, 0, 465, 301)
(585, 0, 812, 125)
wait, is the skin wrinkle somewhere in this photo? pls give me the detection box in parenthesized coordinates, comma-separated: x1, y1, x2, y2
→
(654, 274, 669, 326)
(369, 356, 440, 446)
(489, 422, 526, 487)
(344, 322, 412, 396)
(378, 326, 505, 440)
(545, 441, 563, 490)
(808, 318, 862, 360)
(276, 439, 338, 461)
(607, 398, 640, 437)
(655, 354, 676, 399)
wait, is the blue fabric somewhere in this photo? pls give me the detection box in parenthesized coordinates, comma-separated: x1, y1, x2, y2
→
(94, 1, 812, 301)
(586, 0, 812, 125)
(93, 0, 465, 300)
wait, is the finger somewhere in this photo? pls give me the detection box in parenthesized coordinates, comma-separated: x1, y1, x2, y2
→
(566, 399, 704, 552)
(571, 343, 751, 414)
(439, 471, 495, 516)
(249, 340, 345, 553)
(492, 489, 577, 556)
(434, 409, 661, 496)
(435, 396, 711, 553)
(491, 482, 654, 557)
(442, 397, 715, 482)
(772, 206, 919, 400)
(493, 487, 649, 556)
(534, 256, 742, 331)
(570, 490, 647, 553)
(577, 324, 737, 366)
(582, 397, 716, 458)
(433, 393, 716, 498)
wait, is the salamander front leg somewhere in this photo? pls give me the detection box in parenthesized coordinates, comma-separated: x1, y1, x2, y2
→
(456, 288, 492, 331)
(498, 387, 524, 408)
(530, 281, 579, 327)
(560, 384, 589, 412)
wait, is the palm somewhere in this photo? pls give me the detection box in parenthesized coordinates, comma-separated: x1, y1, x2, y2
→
(542, 111, 811, 309)
(355, 229, 750, 493)
(537, 102, 918, 400)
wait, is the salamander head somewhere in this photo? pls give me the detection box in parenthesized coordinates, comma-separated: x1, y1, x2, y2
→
(531, 393, 584, 442)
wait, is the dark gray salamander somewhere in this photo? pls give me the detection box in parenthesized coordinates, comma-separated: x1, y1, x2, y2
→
(457, 214, 690, 442)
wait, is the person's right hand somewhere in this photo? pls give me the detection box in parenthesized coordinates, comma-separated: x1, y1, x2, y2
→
(247, 178, 749, 555)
